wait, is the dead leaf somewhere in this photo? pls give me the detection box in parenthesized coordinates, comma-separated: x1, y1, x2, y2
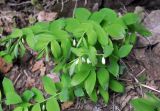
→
(0, 57, 13, 74)
(40, 67, 46, 76)
(25, 76, 35, 88)
(61, 101, 74, 110)
(37, 11, 57, 22)
(47, 73, 60, 82)
(31, 60, 44, 72)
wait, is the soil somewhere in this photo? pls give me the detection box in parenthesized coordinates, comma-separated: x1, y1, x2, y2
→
(0, 0, 160, 111)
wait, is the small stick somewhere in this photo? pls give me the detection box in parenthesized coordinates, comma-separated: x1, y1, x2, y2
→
(13, 73, 21, 85)
(140, 83, 160, 93)
(8, 1, 31, 6)
(61, 0, 64, 12)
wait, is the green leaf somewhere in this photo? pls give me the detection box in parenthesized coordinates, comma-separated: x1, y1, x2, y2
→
(31, 88, 44, 102)
(88, 46, 97, 66)
(71, 64, 91, 86)
(5, 92, 22, 105)
(26, 33, 36, 49)
(106, 23, 126, 40)
(14, 44, 19, 58)
(59, 88, 70, 102)
(46, 98, 60, 111)
(133, 23, 152, 37)
(129, 33, 137, 44)
(3, 55, 13, 63)
(53, 29, 70, 39)
(89, 11, 105, 23)
(2, 78, 15, 95)
(97, 68, 109, 90)
(35, 22, 49, 29)
(103, 45, 114, 57)
(99, 87, 109, 104)
(122, 13, 140, 25)
(51, 40, 61, 59)
(32, 104, 41, 111)
(42, 76, 57, 96)
(22, 90, 34, 102)
(107, 58, 119, 77)
(109, 79, 124, 93)
(118, 44, 133, 58)
(19, 41, 26, 57)
(65, 18, 82, 38)
(34, 34, 52, 51)
(71, 47, 87, 56)
(13, 107, 23, 111)
(69, 61, 77, 76)
(74, 8, 91, 21)
(49, 19, 65, 30)
(86, 28, 97, 45)
(0, 104, 3, 111)
(61, 38, 71, 58)
(61, 74, 71, 88)
(92, 22, 108, 46)
(89, 90, 98, 102)
(18, 102, 31, 109)
(22, 27, 32, 35)
(99, 8, 117, 25)
(0, 51, 7, 57)
(74, 87, 84, 97)
(9, 28, 23, 38)
(84, 70, 96, 95)
(131, 98, 155, 111)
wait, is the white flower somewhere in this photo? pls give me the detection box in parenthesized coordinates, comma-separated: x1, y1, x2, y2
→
(73, 39, 76, 46)
(42, 104, 45, 110)
(82, 57, 86, 62)
(75, 59, 79, 64)
(87, 58, 91, 64)
(102, 57, 106, 64)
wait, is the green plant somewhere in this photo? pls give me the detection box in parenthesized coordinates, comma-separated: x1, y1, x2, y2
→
(131, 93, 160, 111)
(2, 77, 60, 111)
(0, 8, 151, 110)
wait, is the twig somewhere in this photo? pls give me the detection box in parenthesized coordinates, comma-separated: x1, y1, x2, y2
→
(61, 0, 64, 12)
(73, 0, 78, 17)
(13, 73, 21, 85)
(8, 1, 31, 6)
(24, 70, 29, 77)
(84, 0, 87, 6)
(140, 83, 160, 93)
(136, 68, 146, 77)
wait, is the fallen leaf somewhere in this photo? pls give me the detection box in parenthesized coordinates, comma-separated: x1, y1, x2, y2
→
(40, 67, 46, 76)
(47, 73, 60, 82)
(61, 101, 74, 110)
(25, 76, 35, 88)
(31, 60, 44, 72)
(37, 11, 57, 22)
(0, 57, 13, 74)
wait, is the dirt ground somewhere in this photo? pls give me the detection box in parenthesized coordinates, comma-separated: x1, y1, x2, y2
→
(0, 0, 160, 111)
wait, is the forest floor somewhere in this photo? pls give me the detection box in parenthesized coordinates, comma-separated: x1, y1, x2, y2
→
(0, 0, 160, 111)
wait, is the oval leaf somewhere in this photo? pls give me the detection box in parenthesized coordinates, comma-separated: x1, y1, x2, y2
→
(84, 70, 96, 95)
(74, 8, 91, 21)
(106, 24, 126, 40)
(109, 79, 124, 93)
(42, 76, 57, 96)
(97, 68, 109, 90)
(118, 44, 133, 58)
(99, 87, 109, 104)
(46, 98, 60, 111)
(51, 40, 61, 59)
